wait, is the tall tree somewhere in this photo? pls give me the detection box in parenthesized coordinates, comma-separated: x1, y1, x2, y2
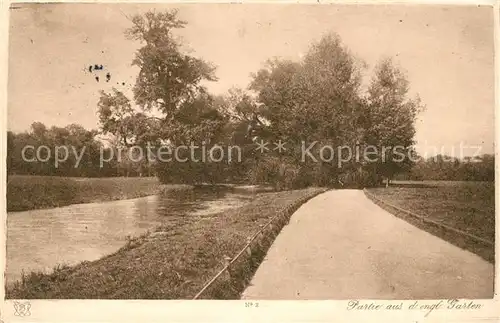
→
(98, 10, 219, 143)
(363, 58, 424, 186)
(126, 10, 217, 117)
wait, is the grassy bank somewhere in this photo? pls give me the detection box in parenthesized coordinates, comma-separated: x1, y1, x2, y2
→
(366, 181, 495, 263)
(6, 187, 327, 299)
(7, 175, 189, 212)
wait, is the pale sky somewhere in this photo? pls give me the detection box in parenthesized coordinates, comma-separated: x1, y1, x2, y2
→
(8, 3, 495, 155)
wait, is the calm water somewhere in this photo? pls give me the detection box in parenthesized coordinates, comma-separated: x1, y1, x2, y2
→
(6, 186, 254, 283)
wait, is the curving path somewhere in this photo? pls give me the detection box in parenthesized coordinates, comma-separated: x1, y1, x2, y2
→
(241, 189, 494, 299)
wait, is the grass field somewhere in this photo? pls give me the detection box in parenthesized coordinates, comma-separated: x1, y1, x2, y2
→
(367, 180, 495, 262)
(6, 175, 189, 212)
(6, 187, 326, 299)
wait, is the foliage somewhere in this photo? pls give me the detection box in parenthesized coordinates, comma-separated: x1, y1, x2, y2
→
(246, 33, 422, 187)
(404, 154, 495, 182)
(94, 10, 230, 184)
(362, 58, 424, 185)
(7, 123, 111, 177)
(10, 10, 478, 189)
(127, 10, 216, 115)
(97, 89, 161, 147)
(94, 13, 425, 187)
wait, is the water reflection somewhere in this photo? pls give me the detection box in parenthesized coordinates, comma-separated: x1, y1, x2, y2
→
(6, 186, 254, 284)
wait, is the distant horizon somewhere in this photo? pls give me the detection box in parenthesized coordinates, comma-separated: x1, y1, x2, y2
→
(7, 3, 495, 157)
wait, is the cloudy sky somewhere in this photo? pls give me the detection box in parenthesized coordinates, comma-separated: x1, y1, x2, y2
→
(8, 3, 495, 155)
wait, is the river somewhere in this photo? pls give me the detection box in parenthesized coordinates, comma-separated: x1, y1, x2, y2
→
(6, 186, 256, 284)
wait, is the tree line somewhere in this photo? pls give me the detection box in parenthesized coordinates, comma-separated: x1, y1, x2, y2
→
(7, 123, 152, 178)
(7, 122, 493, 183)
(402, 154, 494, 182)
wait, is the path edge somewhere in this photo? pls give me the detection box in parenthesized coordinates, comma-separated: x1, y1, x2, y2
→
(363, 188, 494, 264)
(193, 188, 330, 299)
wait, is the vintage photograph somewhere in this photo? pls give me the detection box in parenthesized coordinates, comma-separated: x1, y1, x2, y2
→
(5, 3, 495, 301)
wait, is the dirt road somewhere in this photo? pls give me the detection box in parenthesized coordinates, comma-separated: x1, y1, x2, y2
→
(241, 190, 494, 299)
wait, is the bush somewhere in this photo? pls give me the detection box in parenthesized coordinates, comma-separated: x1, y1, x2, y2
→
(248, 157, 303, 190)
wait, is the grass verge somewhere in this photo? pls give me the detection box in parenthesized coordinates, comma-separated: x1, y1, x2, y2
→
(365, 181, 494, 263)
(6, 187, 327, 299)
(7, 175, 189, 212)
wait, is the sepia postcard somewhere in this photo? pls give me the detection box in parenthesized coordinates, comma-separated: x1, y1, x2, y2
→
(1, 1, 498, 322)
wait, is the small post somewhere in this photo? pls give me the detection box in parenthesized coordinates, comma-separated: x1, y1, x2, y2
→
(223, 255, 232, 280)
(246, 237, 252, 256)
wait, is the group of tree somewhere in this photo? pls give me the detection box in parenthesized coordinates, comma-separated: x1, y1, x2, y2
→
(94, 9, 425, 188)
(244, 37, 423, 188)
(8, 9, 492, 188)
